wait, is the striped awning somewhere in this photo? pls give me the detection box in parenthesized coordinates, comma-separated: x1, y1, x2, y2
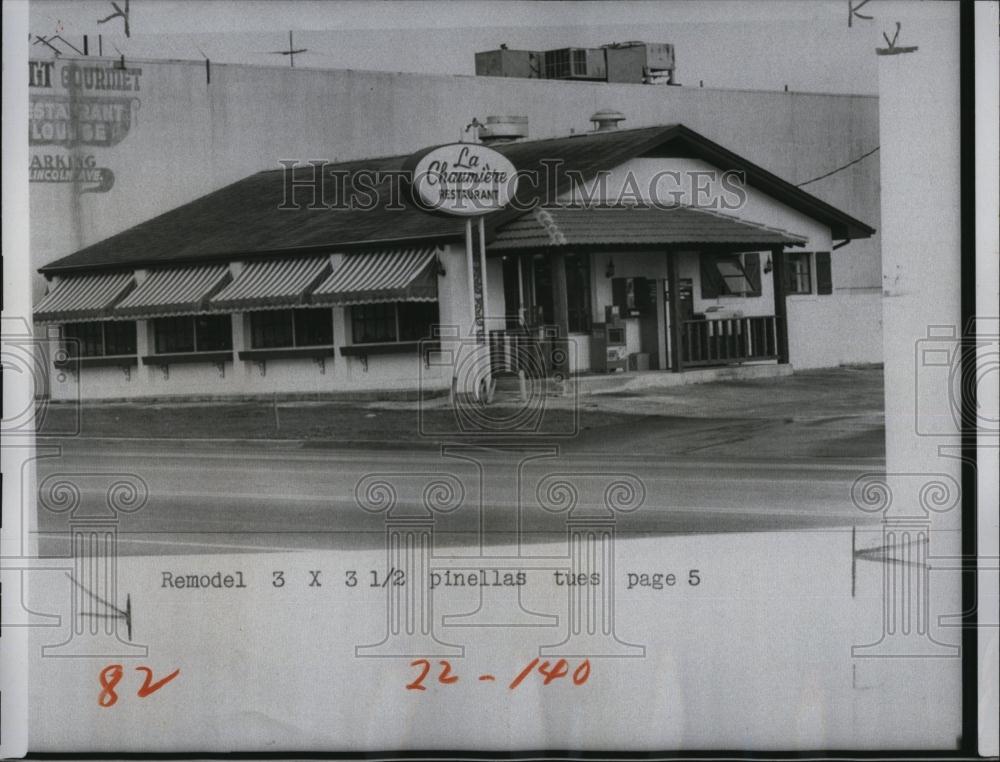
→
(311, 248, 439, 306)
(114, 265, 231, 318)
(209, 257, 331, 312)
(33, 272, 135, 323)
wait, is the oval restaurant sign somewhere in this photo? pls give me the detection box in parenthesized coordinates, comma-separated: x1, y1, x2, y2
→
(405, 143, 518, 216)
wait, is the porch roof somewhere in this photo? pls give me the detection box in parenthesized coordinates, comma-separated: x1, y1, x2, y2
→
(489, 205, 808, 251)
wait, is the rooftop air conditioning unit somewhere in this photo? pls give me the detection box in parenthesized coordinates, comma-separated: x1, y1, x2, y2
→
(603, 41, 676, 84)
(474, 49, 544, 79)
(543, 48, 607, 81)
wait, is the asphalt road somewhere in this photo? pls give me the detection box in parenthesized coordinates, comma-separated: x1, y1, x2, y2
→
(32, 438, 883, 556)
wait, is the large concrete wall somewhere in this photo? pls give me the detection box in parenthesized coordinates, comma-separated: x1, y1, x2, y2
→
(29, 56, 881, 367)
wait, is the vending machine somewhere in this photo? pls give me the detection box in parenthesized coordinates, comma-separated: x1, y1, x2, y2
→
(591, 305, 629, 373)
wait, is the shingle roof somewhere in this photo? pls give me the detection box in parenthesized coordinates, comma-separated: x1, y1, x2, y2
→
(490, 205, 808, 250)
(40, 124, 875, 275)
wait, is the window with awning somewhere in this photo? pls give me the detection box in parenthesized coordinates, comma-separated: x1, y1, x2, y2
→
(114, 265, 231, 319)
(33, 272, 135, 323)
(310, 248, 440, 306)
(700, 253, 762, 298)
(209, 257, 332, 312)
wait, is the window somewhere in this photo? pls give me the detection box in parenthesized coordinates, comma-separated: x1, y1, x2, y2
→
(153, 315, 232, 354)
(351, 301, 439, 344)
(565, 253, 592, 333)
(351, 303, 396, 344)
(249, 308, 333, 349)
(63, 321, 137, 357)
(398, 302, 439, 341)
(783, 252, 813, 295)
(700, 253, 762, 298)
(294, 308, 334, 346)
(815, 251, 833, 295)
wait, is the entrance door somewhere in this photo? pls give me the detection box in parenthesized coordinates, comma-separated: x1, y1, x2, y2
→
(664, 276, 694, 369)
(501, 256, 522, 329)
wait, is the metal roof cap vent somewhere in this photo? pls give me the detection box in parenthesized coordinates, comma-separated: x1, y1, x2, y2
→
(479, 115, 529, 144)
(590, 109, 626, 132)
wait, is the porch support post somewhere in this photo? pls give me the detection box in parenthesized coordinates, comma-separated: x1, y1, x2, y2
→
(666, 250, 683, 372)
(771, 246, 790, 364)
(516, 255, 525, 324)
(654, 266, 667, 371)
(550, 248, 570, 377)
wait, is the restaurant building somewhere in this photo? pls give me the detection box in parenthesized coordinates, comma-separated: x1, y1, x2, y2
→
(33, 119, 874, 401)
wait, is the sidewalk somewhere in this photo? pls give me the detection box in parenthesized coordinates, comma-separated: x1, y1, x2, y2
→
(37, 366, 884, 460)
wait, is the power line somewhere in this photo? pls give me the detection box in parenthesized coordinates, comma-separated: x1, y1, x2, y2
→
(795, 145, 880, 187)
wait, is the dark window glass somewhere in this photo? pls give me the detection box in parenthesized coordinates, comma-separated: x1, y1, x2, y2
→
(64, 320, 137, 357)
(293, 308, 333, 346)
(352, 303, 397, 343)
(250, 309, 332, 348)
(104, 321, 137, 355)
(63, 322, 103, 357)
(195, 314, 233, 351)
(250, 310, 294, 348)
(153, 315, 231, 353)
(565, 253, 592, 333)
(815, 251, 833, 295)
(153, 316, 195, 354)
(783, 252, 813, 295)
(398, 302, 439, 341)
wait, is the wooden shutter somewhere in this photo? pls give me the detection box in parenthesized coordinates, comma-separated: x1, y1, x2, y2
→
(743, 252, 762, 296)
(816, 251, 833, 295)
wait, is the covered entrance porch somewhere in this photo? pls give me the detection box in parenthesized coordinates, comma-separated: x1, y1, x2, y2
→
(486, 205, 807, 379)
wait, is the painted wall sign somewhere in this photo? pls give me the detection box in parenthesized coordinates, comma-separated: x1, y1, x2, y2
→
(29, 61, 143, 92)
(406, 143, 518, 216)
(28, 61, 143, 193)
(30, 154, 115, 193)
(29, 95, 139, 147)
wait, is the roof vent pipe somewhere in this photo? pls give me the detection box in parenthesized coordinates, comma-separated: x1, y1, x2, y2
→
(590, 109, 626, 132)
